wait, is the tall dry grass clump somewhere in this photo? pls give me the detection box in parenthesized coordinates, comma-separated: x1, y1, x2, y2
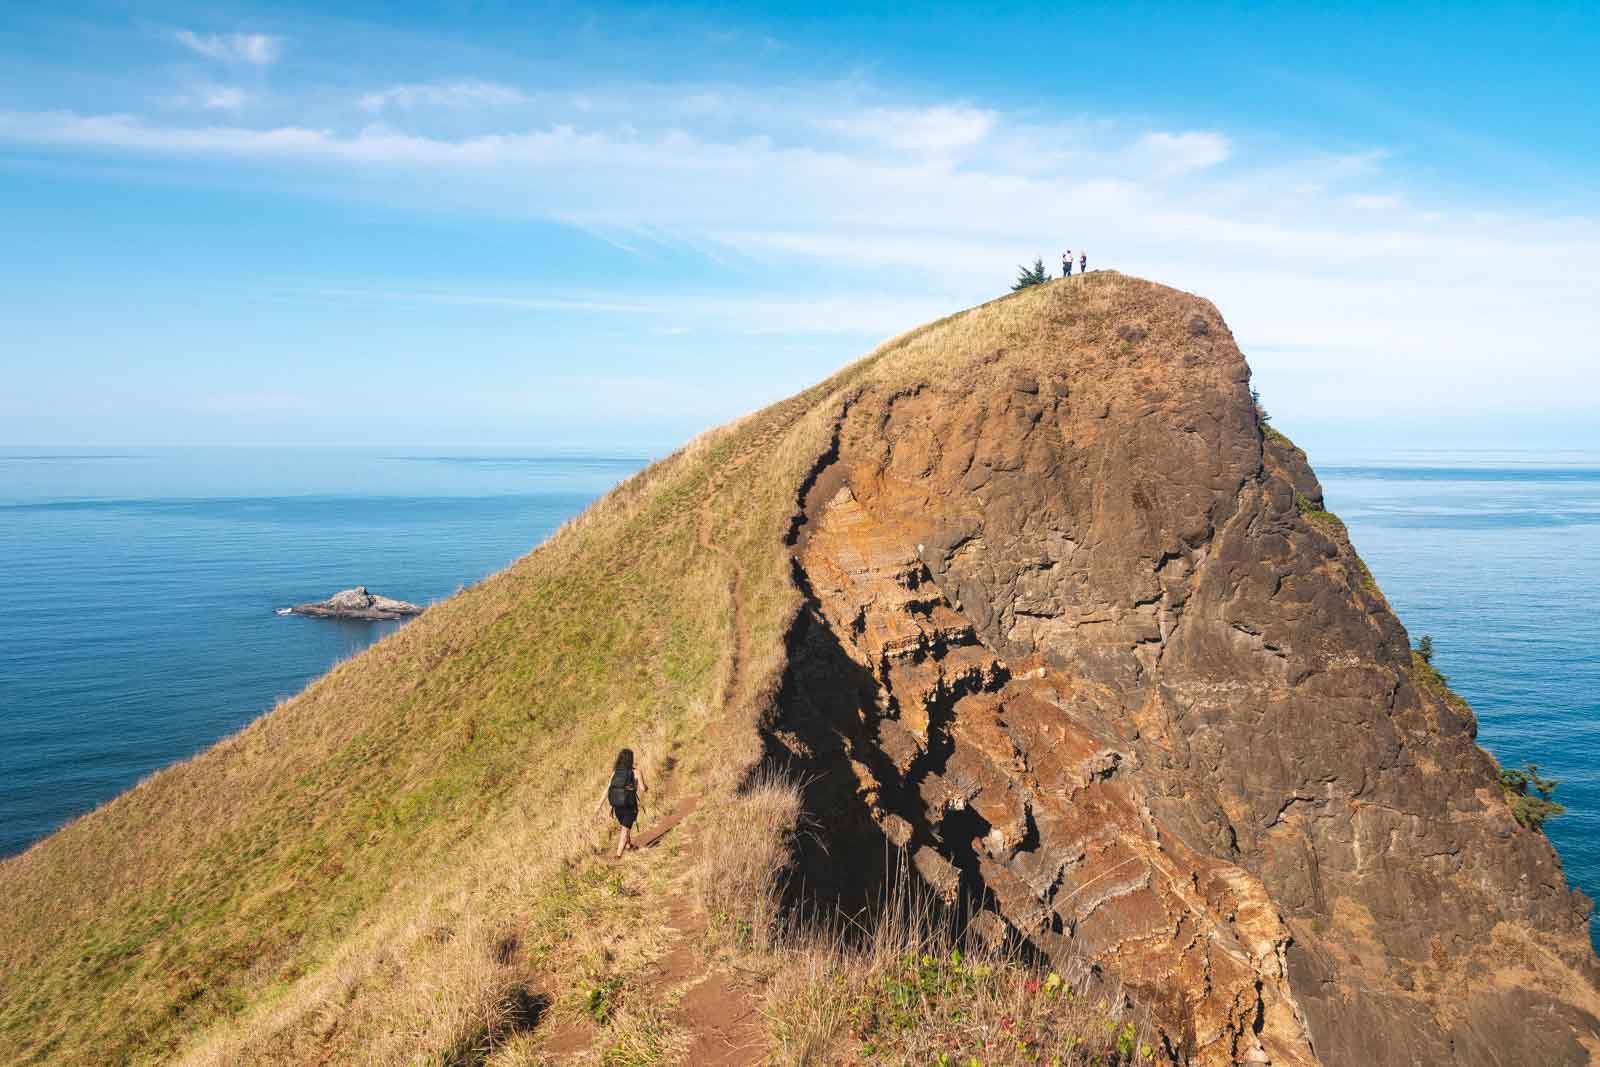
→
(691, 766, 804, 950)
(761, 859, 1161, 1066)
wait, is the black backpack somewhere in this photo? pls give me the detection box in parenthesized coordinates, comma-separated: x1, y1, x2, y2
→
(607, 766, 636, 808)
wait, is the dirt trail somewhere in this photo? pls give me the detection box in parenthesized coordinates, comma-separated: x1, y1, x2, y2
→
(698, 497, 746, 715)
(539, 427, 776, 1064)
(538, 794, 766, 1065)
(694, 414, 788, 713)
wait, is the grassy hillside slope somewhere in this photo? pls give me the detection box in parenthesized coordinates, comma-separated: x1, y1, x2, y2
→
(1, 276, 1175, 1065)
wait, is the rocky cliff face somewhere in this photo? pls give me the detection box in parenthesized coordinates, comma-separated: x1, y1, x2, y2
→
(766, 279, 1600, 1065)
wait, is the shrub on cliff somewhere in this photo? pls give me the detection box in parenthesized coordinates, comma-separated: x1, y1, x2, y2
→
(1411, 636, 1472, 715)
(1251, 386, 1272, 425)
(1500, 763, 1566, 831)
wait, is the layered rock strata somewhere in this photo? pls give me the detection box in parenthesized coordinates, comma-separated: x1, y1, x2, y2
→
(765, 280, 1600, 1065)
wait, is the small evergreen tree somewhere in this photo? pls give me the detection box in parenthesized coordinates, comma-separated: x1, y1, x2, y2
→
(1500, 762, 1565, 831)
(1012, 258, 1049, 291)
(1251, 387, 1271, 425)
(1416, 634, 1434, 664)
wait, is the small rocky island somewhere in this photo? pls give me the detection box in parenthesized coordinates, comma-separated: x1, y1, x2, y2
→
(288, 586, 423, 621)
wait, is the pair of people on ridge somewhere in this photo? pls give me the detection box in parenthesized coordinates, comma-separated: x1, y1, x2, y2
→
(596, 747, 649, 858)
(1063, 250, 1087, 277)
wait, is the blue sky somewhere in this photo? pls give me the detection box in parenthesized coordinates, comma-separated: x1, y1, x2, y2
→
(2, 2, 1597, 452)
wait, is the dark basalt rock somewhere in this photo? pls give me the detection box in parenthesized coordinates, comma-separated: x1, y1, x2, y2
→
(765, 279, 1600, 1066)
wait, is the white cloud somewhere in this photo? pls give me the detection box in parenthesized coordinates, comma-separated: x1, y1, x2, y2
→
(821, 106, 996, 154)
(1344, 193, 1403, 210)
(358, 81, 528, 113)
(1133, 131, 1231, 176)
(296, 285, 947, 336)
(174, 84, 252, 111)
(174, 30, 282, 66)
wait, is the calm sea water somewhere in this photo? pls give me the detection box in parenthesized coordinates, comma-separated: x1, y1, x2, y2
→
(0, 448, 646, 858)
(1, 446, 1595, 943)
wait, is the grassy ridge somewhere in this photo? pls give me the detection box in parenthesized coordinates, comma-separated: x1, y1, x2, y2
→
(0, 275, 1155, 1065)
(0, 420, 753, 1062)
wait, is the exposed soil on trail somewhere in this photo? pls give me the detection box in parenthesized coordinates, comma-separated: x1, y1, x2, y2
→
(536, 795, 765, 1065)
(538, 428, 776, 1064)
(676, 970, 765, 1066)
(636, 798, 695, 850)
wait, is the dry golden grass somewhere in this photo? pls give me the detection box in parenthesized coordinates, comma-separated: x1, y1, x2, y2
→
(691, 767, 803, 951)
(172, 727, 682, 1067)
(690, 773, 1163, 1067)
(762, 929, 1162, 1067)
(1, 273, 1181, 1065)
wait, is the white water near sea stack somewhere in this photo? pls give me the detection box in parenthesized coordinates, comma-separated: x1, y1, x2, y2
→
(0, 445, 1595, 947)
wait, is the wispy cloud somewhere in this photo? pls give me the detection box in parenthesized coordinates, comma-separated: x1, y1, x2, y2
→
(358, 80, 528, 113)
(1, 78, 1595, 419)
(292, 285, 948, 336)
(1343, 192, 1403, 210)
(173, 84, 253, 111)
(1133, 131, 1231, 176)
(820, 106, 996, 154)
(173, 30, 282, 67)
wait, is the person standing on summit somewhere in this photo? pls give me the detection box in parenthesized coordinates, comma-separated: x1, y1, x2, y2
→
(596, 747, 648, 858)
(1063, 251, 1072, 277)
(1080, 250, 1087, 274)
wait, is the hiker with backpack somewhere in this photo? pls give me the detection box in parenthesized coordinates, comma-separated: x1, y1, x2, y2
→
(1079, 250, 1087, 274)
(596, 747, 648, 858)
(1063, 251, 1072, 277)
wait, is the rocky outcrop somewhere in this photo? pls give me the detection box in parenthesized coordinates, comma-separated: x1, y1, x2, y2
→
(290, 586, 423, 620)
(765, 278, 1600, 1065)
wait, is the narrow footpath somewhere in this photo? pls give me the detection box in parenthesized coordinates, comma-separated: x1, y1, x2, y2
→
(537, 423, 781, 1065)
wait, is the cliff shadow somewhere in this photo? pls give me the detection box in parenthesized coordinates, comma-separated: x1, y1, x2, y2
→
(756, 599, 898, 924)
(753, 574, 1030, 958)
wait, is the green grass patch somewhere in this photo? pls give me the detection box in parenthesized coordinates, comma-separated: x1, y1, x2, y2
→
(1411, 649, 1472, 715)
(1295, 490, 1349, 538)
(837, 950, 1156, 1066)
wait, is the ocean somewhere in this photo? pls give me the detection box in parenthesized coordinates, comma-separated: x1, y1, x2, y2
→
(0, 448, 646, 858)
(1, 445, 1595, 941)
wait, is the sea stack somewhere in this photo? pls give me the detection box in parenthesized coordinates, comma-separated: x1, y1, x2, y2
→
(289, 586, 423, 620)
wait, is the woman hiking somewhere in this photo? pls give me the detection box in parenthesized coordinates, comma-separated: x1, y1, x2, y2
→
(596, 748, 648, 858)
